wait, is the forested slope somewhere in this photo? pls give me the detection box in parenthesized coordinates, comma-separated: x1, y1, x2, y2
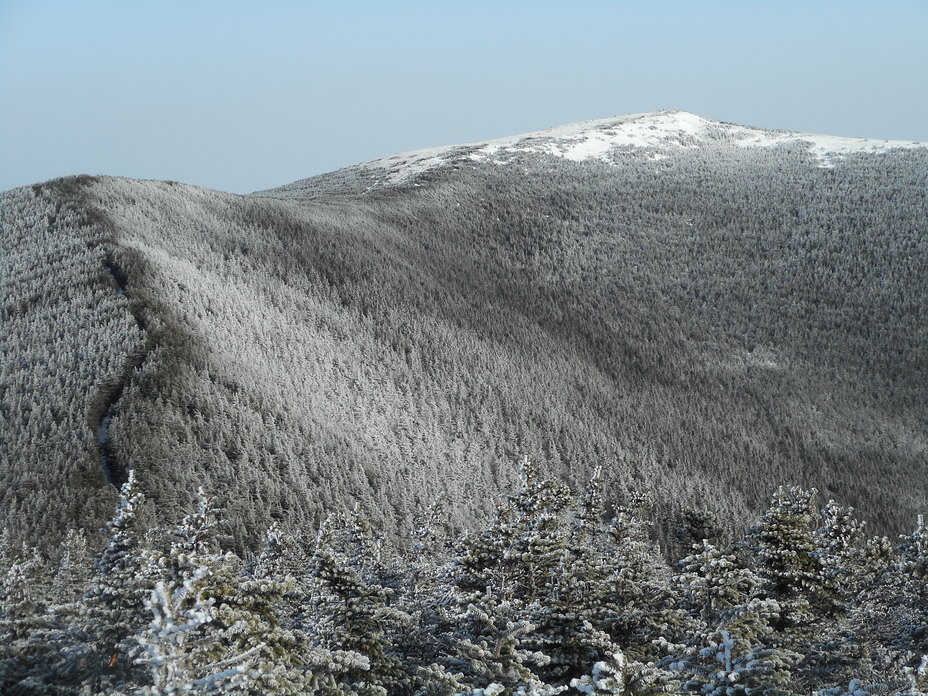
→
(2, 112, 926, 552)
(1, 179, 137, 544)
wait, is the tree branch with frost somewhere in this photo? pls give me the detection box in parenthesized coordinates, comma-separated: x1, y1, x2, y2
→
(135, 568, 265, 695)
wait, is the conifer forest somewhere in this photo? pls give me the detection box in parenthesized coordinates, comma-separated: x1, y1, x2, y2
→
(1, 463, 926, 694)
(1, 112, 927, 693)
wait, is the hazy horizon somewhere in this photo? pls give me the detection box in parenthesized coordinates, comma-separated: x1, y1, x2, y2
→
(2, 0, 927, 194)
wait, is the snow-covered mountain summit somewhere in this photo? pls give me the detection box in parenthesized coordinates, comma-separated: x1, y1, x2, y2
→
(358, 109, 927, 184)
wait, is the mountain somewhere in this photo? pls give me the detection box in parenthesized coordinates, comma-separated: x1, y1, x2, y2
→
(2, 110, 926, 552)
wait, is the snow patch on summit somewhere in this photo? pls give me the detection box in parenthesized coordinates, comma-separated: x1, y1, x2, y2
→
(501, 110, 710, 161)
(359, 110, 927, 184)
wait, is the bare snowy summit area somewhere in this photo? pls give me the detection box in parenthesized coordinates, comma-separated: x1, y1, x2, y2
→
(349, 110, 927, 186)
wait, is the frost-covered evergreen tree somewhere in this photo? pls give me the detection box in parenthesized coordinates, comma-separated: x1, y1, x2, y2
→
(254, 521, 405, 696)
(246, 521, 287, 580)
(749, 487, 825, 647)
(671, 622, 800, 696)
(0, 541, 93, 694)
(667, 508, 722, 561)
(797, 503, 885, 687)
(135, 570, 253, 695)
(599, 498, 689, 660)
(524, 469, 620, 684)
(407, 496, 449, 602)
(570, 649, 677, 696)
(453, 600, 550, 689)
(82, 470, 150, 687)
(896, 533, 928, 695)
(136, 487, 301, 694)
(0, 528, 11, 579)
(674, 540, 760, 629)
(452, 459, 574, 605)
(448, 459, 609, 686)
(666, 539, 800, 694)
(0, 545, 54, 692)
(53, 529, 91, 605)
(838, 515, 928, 689)
(307, 517, 413, 696)
(809, 500, 867, 621)
(35, 529, 96, 692)
(748, 488, 886, 681)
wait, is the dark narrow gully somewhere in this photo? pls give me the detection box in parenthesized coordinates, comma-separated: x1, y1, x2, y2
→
(97, 385, 127, 486)
(104, 251, 128, 297)
(97, 251, 147, 488)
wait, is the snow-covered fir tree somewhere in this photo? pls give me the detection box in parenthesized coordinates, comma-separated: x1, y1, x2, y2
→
(447, 459, 612, 687)
(136, 487, 304, 694)
(670, 622, 800, 696)
(0, 545, 54, 691)
(82, 470, 151, 688)
(306, 517, 413, 696)
(749, 487, 824, 647)
(674, 540, 760, 629)
(570, 649, 677, 696)
(599, 497, 691, 661)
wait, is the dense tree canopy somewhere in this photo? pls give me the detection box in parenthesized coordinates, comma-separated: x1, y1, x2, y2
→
(2, 136, 926, 554)
(1, 464, 925, 694)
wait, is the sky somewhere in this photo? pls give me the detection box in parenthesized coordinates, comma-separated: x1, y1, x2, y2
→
(1, 0, 926, 194)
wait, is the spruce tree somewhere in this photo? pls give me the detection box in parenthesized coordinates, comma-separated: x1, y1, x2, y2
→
(809, 500, 867, 620)
(525, 468, 619, 684)
(570, 649, 678, 696)
(599, 500, 689, 660)
(136, 488, 296, 694)
(672, 622, 800, 696)
(0, 545, 54, 692)
(750, 487, 822, 645)
(452, 459, 574, 605)
(674, 540, 760, 629)
(446, 459, 579, 687)
(882, 516, 928, 690)
(453, 600, 550, 689)
(83, 469, 150, 687)
(307, 518, 413, 696)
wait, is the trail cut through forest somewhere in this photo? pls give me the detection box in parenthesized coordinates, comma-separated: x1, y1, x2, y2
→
(95, 251, 149, 488)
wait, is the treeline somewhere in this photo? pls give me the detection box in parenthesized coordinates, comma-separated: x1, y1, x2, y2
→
(1, 460, 925, 695)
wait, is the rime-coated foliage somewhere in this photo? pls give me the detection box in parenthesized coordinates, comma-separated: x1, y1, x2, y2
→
(3, 132, 927, 554)
(0, 466, 925, 695)
(1, 179, 139, 551)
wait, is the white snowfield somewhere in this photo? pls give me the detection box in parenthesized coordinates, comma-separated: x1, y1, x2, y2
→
(362, 110, 927, 184)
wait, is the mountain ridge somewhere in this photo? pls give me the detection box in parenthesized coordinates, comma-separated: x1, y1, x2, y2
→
(263, 109, 928, 194)
(2, 112, 926, 553)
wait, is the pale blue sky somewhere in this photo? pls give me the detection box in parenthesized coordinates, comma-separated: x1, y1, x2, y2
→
(2, 0, 926, 193)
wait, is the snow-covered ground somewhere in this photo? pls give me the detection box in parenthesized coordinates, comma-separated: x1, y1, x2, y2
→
(360, 110, 927, 184)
